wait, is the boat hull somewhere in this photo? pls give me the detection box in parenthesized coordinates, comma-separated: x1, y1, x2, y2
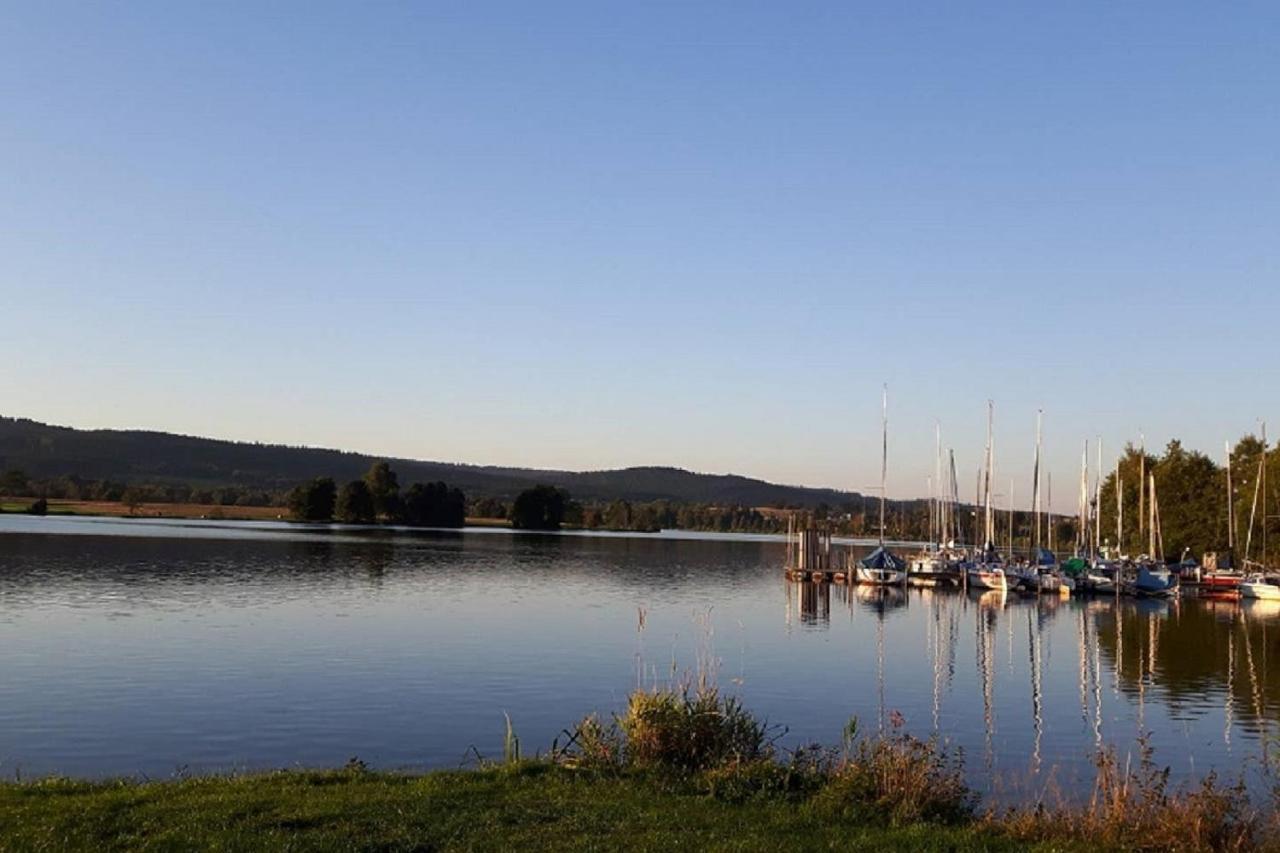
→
(1129, 566, 1179, 598)
(1241, 581, 1280, 600)
(855, 567, 907, 586)
(1082, 573, 1116, 594)
(1202, 573, 1241, 590)
(966, 567, 1007, 591)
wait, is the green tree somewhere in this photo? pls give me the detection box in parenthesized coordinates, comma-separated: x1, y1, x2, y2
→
(603, 499, 632, 530)
(470, 497, 506, 520)
(287, 477, 337, 522)
(336, 480, 376, 524)
(1, 469, 31, 497)
(363, 461, 401, 522)
(404, 481, 466, 528)
(122, 487, 145, 516)
(1153, 440, 1218, 559)
(510, 485, 568, 531)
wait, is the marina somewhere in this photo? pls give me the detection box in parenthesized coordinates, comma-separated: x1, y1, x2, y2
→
(786, 395, 1278, 610)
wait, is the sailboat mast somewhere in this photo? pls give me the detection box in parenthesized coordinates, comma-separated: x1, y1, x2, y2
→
(1138, 431, 1146, 542)
(1008, 478, 1015, 560)
(1078, 441, 1088, 556)
(1155, 478, 1164, 559)
(1116, 455, 1122, 556)
(1033, 410, 1042, 552)
(1226, 440, 1235, 552)
(984, 401, 994, 548)
(1095, 438, 1103, 556)
(935, 422, 943, 551)
(879, 386, 887, 547)
(1148, 473, 1156, 559)
(975, 468, 982, 549)
(948, 449, 958, 547)
(927, 476, 934, 548)
(1263, 422, 1268, 568)
(1047, 471, 1054, 553)
(1246, 448, 1264, 566)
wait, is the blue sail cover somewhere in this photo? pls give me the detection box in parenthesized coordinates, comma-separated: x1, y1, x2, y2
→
(859, 545, 906, 570)
(1035, 548, 1057, 567)
(1135, 564, 1177, 593)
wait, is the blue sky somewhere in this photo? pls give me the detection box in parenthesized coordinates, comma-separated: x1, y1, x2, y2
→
(2, 2, 1277, 507)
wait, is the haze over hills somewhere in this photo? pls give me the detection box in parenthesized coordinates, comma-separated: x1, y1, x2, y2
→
(0, 417, 865, 507)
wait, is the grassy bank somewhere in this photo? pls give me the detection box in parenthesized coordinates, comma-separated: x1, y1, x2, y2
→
(0, 763, 1023, 852)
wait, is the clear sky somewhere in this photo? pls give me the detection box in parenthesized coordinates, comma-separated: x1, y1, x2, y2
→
(2, 2, 1277, 509)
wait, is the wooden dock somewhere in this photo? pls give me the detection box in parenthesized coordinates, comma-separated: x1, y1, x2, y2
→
(783, 516, 847, 583)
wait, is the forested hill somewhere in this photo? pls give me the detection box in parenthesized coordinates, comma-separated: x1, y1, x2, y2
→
(0, 417, 859, 507)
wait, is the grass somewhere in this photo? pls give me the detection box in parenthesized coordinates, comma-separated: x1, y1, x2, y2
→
(0, 764, 1029, 853)
(618, 686, 769, 772)
(0, 497, 287, 521)
(0, 497, 514, 526)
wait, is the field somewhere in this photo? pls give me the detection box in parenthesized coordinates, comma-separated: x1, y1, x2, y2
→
(0, 496, 519, 528)
(0, 498, 288, 521)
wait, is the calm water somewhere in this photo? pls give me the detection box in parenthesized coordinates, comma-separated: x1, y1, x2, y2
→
(0, 515, 1276, 798)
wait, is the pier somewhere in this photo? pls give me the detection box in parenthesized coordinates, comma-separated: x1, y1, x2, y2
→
(783, 515, 843, 583)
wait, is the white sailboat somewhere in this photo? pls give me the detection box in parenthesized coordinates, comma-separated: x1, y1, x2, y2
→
(855, 387, 907, 586)
(907, 423, 961, 587)
(1240, 423, 1280, 598)
(967, 401, 1007, 592)
(1027, 411, 1071, 594)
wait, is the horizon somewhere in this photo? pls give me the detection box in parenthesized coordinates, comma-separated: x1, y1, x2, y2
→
(3, 409, 1266, 514)
(4, 3, 1277, 509)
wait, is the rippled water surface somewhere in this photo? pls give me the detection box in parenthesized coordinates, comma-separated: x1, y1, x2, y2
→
(0, 515, 1275, 796)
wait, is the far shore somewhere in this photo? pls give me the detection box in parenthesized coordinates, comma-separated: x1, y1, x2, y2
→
(0, 496, 512, 528)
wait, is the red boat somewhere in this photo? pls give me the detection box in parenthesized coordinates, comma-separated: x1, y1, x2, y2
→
(1201, 571, 1242, 591)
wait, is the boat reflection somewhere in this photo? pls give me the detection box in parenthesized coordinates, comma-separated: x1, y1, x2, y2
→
(972, 587, 1007, 609)
(852, 584, 908, 614)
(786, 575, 1280, 780)
(1242, 597, 1280, 620)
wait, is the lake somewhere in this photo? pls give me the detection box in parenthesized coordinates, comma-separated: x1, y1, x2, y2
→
(0, 514, 1274, 799)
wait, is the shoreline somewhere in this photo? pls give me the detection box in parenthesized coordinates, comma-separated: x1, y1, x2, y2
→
(0, 756, 1265, 852)
(0, 507, 924, 546)
(0, 764, 1004, 852)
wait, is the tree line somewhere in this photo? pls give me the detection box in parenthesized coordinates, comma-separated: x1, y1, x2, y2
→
(1096, 434, 1279, 565)
(0, 470, 279, 508)
(287, 461, 467, 527)
(10, 431, 1276, 559)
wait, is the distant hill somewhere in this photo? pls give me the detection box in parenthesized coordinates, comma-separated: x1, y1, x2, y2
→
(0, 417, 862, 507)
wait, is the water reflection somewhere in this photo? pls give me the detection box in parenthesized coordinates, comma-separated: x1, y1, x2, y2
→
(787, 580, 831, 626)
(2, 515, 1280, 796)
(800, 579, 1280, 796)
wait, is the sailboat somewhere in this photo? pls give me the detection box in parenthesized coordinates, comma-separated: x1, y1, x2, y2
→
(854, 387, 907, 586)
(1067, 440, 1114, 594)
(1028, 412, 1072, 595)
(1238, 424, 1280, 598)
(1210, 425, 1271, 593)
(1128, 474, 1178, 597)
(907, 425, 962, 587)
(966, 402, 1008, 591)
